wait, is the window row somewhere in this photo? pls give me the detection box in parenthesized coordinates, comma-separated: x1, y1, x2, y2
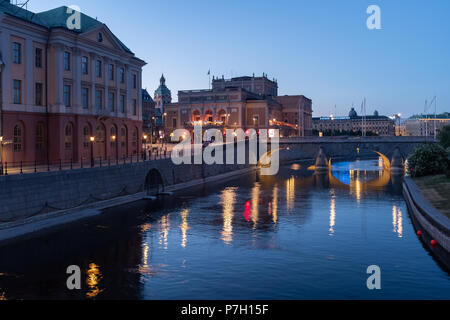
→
(12, 43, 137, 88)
(11, 123, 139, 153)
(12, 123, 46, 153)
(13, 43, 43, 68)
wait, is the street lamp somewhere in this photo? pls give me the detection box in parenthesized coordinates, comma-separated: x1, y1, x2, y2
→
(90, 136, 95, 167)
(0, 136, 3, 175)
(143, 134, 148, 160)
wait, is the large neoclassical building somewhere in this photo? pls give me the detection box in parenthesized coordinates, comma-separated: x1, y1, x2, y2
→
(0, 2, 146, 165)
(164, 74, 313, 137)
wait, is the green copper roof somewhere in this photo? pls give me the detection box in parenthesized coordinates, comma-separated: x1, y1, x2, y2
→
(0, 3, 132, 54)
(0, 1, 47, 26)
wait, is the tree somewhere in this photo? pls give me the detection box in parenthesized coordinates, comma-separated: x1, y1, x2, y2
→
(439, 125, 450, 149)
(407, 143, 449, 177)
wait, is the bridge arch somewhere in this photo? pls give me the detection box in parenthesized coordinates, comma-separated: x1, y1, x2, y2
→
(144, 169, 164, 196)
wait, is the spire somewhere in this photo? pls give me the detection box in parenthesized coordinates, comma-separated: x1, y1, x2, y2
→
(160, 74, 166, 85)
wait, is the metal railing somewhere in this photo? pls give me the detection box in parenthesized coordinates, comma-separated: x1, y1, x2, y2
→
(0, 148, 172, 176)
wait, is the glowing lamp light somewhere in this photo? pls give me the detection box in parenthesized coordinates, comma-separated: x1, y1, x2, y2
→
(143, 134, 148, 140)
(90, 136, 95, 142)
(268, 129, 275, 138)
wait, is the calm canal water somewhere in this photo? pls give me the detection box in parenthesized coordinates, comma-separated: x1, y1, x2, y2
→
(0, 159, 449, 300)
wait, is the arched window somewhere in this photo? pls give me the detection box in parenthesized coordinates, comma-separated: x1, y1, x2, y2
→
(218, 109, 227, 122)
(13, 124, 23, 152)
(132, 128, 137, 147)
(36, 123, 44, 151)
(83, 126, 90, 149)
(110, 126, 117, 148)
(65, 123, 73, 149)
(120, 126, 127, 148)
(205, 110, 213, 122)
(192, 110, 201, 122)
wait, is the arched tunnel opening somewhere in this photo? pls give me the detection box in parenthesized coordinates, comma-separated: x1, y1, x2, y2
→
(145, 169, 164, 196)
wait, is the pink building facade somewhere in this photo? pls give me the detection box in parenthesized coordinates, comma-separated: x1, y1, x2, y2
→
(0, 3, 146, 165)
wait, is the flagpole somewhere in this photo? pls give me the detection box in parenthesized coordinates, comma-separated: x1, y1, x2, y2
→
(208, 69, 211, 90)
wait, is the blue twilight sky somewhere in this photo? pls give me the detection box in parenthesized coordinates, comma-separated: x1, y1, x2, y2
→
(27, 0, 450, 118)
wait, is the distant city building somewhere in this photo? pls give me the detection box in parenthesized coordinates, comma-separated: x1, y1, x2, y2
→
(0, 2, 146, 165)
(142, 89, 155, 135)
(312, 108, 395, 136)
(164, 74, 313, 137)
(404, 113, 450, 137)
(154, 74, 172, 113)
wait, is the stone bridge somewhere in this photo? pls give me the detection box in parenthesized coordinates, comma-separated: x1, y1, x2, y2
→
(278, 136, 435, 169)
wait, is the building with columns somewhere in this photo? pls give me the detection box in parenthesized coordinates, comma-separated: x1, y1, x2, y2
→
(164, 74, 313, 137)
(0, 2, 146, 165)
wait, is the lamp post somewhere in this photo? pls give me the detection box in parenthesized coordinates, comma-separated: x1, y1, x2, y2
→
(151, 116, 156, 148)
(163, 112, 167, 146)
(90, 136, 95, 167)
(143, 134, 148, 160)
(0, 136, 3, 175)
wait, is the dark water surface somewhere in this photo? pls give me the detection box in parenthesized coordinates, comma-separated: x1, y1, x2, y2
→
(0, 159, 449, 300)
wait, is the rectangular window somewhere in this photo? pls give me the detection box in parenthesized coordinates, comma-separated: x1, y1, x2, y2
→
(96, 90, 102, 109)
(82, 56, 88, 75)
(108, 92, 115, 111)
(64, 52, 71, 71)
(36, 125, 44, 151)
(13, 80, 21, 104)
(120, 95, 125, 113)
(133, 74, 137, 89)
(172, 118, 177, 128)
(35, 83, 43, 106)
(120, 68, 125, 84)
(96, 60, 102, 78)
(12, 42, 21, 64)
(133, 99, 137, 115)
(82, 88, 89, 109)
(63, 85, 71, 107)
(109, 64, 114, 81)
(35, 48, 42, 68)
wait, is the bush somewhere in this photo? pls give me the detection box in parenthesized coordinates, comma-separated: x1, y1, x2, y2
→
(407, 143, 449, 177)
(439, 125, 450, 149)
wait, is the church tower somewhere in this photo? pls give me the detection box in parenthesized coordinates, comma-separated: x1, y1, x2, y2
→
(154, 74, 172, 112)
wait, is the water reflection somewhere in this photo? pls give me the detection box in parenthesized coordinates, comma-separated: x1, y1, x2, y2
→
(286, 176, 295, 212)
(251, 183, 260, 229)
(329, 190, 336, 236)
(271, 185, 279, 225)
(159, 215, 170, 250)
(180, 209, 189, 248)
(86, 263, 103, 299)
(0, 159, 449, 300)
(392, 205, 403, 238)
(221, 188, 236, 244)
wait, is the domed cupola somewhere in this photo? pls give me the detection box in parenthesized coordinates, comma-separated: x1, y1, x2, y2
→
(349, 107, 358, 118)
